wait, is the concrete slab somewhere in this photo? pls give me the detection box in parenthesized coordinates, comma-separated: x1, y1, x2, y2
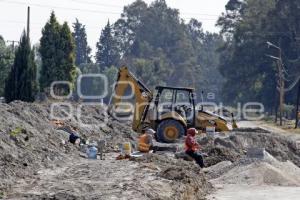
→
(246, 147, 265, 159)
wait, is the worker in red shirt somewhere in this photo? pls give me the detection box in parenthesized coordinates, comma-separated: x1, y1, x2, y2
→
(185, 128, 204, 168)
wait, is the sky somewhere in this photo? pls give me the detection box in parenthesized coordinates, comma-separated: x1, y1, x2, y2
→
(0, 0, 228, 53)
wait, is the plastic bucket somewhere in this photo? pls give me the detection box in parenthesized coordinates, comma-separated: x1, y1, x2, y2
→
(87, 146, 98, 159)
(206, 126, 215, 137)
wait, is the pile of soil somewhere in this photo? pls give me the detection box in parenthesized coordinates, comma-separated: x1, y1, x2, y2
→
(5, 152, 212, 200)
(209, 151, 300, 187)
(0, 101, 212, 199)
(132, 153, 212, 200)
(199, 130, 300, 168)
(1, 100, 300, 199)
(0, 101, 137, 193)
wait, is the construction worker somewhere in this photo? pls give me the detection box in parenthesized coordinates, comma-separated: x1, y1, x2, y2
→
(69, 131, 80, 145)
(185, 128, 205, 168)
(138, 128, 155, 153)
(64, 126, 85, 145)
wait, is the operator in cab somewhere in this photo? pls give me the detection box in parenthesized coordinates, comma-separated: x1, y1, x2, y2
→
(138, 128, 156, 153)
(185, 128, 205, 168)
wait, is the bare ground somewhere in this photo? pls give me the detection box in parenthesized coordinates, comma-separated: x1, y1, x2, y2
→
(0, 101, 211, 200)
(4, 152, 211, 200)
(2, 101, 300, 199)
(6, 153, 190, 200)
(206, 121, 300, 200)
(208, 185, 300, 200)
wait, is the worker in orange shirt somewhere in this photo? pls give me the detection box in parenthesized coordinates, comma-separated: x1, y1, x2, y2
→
(185, 128, 205, 168)
(138, 129, 155, 153)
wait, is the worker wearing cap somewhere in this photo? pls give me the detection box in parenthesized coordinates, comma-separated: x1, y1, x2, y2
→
(138, 129, 155, 153)
(185, 128, 205, 168)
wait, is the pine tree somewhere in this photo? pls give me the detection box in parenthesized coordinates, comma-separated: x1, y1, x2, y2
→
(96, 21, 120, 69)
(39, 12, 76, 92)
(0, 35, 14, 96)
(72, 18, 91, 66)
(39, 12, 61, 91)
(4, 31, 37, 103)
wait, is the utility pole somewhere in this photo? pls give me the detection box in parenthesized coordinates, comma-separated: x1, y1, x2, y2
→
(6, 40, 19, 51)
(277, 47, 284, 126)
(266, 41, 285, 126)
(27, 6, 30, 39)
(275, 91, 278, 123)
(296, 81, 300, 128)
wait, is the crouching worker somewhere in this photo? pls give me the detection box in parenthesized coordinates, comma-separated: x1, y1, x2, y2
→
(65, 126, 85, 145)
(138, 129, 155, 153)
(185, 128, 205, 168)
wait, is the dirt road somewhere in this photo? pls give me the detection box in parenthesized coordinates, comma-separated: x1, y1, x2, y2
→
(238, 120, 300, 139)
(208, 185, 300, 200)
(6, 153, 175, 200)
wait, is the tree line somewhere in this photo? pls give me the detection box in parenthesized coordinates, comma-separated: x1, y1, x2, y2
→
(217, 0, 300, 115)
(1, 0, 299, 117)
(0, 0, 224, 104)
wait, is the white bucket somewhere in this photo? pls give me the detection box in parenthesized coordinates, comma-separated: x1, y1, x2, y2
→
(206, 126, 216, 137)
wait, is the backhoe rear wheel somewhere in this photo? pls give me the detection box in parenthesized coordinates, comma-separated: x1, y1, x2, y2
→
(156, 119, 185, 143)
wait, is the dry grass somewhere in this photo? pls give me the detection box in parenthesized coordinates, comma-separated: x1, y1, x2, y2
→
(263, 116, 300, 134)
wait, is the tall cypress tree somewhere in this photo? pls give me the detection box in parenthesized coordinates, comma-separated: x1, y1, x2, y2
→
(39, 12, 61, 91)
(4, 31, 37, 103)
(96, 21, 120, 69)
(59, 22, 77, 82)
(0, 35, 14, 96)
(39, 12, 76, 92)
(72, 19, 91, 66)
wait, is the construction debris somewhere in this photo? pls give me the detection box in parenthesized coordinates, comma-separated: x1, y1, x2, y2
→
(1, 101, 300, 199)
(0, 101, 211, 199)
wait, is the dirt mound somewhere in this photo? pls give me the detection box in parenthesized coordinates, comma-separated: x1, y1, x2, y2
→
(2, 101, 300, 199)
(132, 153, 212, 200)
(0, 101, 137, 193)
(199, 130, 300, 167)
(199, 136, 244, 167)
(210, 152, 300, 186)
(0, 101, 212, 199)
(7, 153, 210, 200)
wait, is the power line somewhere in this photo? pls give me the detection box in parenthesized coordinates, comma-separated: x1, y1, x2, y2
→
(68, 0, 220, 17)
(69, 0, 123, 8)
(0, 0, 121, 15)
(0, 0, 219, 18)
(0, 18, 217, 29)
(6, 40, 19, 50)
(0, 19, 41, 25)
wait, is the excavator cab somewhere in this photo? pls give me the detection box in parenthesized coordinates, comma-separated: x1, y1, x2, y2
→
(154, 86, 195, 125)
(148, 86, 196, 143)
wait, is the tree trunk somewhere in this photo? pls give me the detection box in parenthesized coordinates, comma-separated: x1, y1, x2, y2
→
(275, 92, 278, 123)
(295, 81, 300, 128)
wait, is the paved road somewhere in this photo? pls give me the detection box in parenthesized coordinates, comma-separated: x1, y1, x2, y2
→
(208, 185, 300, 200)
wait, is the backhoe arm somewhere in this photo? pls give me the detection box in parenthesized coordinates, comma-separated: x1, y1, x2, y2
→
(111, 67, 153, 132)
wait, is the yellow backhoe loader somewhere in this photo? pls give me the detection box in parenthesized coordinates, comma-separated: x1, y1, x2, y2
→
(110, 66, 237, 143)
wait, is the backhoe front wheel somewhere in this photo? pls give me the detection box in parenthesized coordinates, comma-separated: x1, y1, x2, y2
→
(156, 119, 185, 143)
